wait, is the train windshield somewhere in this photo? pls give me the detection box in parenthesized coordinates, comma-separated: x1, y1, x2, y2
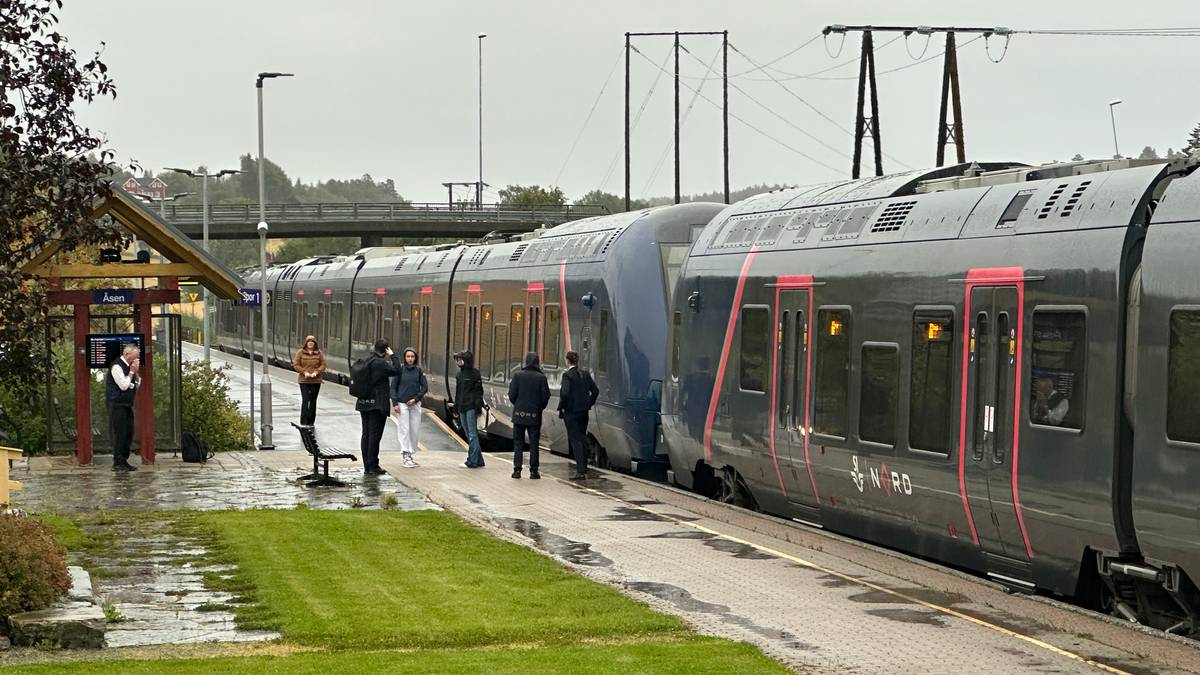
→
(659, 242, 690, 307)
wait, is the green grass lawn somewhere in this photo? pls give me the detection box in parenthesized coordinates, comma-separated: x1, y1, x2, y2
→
(7, 509, 787, 674)
(4, 637, 785, 674)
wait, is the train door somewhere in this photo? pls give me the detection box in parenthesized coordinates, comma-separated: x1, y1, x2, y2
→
(466, 287, 481, 354)
(774, 287, 820, 512)
(963, 282, 1030, 565)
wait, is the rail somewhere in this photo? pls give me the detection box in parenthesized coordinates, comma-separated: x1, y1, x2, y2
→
(159, 202, 610, 226)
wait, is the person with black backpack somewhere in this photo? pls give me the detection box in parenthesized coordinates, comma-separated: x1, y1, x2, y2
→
(557, 350, 599, 480)
(508, 352, 550, 479)
(352, 339, 402, 475)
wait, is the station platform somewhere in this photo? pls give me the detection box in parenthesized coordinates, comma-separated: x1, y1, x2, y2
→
(26, 343, 1200, 673)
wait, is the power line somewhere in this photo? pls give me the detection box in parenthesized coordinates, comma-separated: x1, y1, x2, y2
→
(641, 44, 722, 199)
(600, 45, 673, 191)
(632, 47, 844, 176)
(554, 46, 625, 186)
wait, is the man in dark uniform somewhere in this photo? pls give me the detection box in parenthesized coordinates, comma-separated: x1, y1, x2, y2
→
(508, 352, 550, 480)
(106, 344, 141, 471)
(558, 350, 599, 480)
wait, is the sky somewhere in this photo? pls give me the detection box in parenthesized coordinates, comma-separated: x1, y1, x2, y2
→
(57, 1, 1200, 204)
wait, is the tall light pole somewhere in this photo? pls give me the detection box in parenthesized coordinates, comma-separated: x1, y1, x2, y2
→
(478, 33, 486, 208)
(166, 167, 241, 362)
(256, 71, 293, 451)
(1109, 99, 1123, 159)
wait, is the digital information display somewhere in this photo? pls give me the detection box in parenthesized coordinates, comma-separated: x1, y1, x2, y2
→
(86, 333, 144, 370)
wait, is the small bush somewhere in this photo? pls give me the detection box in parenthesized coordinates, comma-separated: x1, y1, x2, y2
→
(0, 379, 46, 456)
(0, 515, 71, 616)
(181, 361, 253, 453)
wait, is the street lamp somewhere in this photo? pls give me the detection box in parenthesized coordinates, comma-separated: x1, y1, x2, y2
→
(1109, 99, 1123, 159)
(477, 33, 486, 208)
(166, 167, 242, 362)
(255, 71, 293, 451)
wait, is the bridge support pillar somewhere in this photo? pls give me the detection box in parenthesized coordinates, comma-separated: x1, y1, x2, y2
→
(360, 234, 382, 249)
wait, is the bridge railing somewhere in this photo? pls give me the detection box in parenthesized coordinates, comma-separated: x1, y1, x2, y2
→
(160, 202, 610, 226)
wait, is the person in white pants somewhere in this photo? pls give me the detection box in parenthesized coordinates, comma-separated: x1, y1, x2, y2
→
(389, 347, 428, 468)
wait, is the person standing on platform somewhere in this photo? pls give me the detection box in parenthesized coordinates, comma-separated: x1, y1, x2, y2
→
(557, 350, 599, 480)
(508, 352, 550, 479)
(106, 344, 141, 472)
(355, 339, 402, 475)
(390, 347, 428, 468)
(292, 335, 326, 427)
(453, 350, 486, 469)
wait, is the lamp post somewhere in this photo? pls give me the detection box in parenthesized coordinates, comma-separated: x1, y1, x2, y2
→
(1109, 99, 1123, 159)
(255, 71, 293, 451)
(477, 33, 486, 208)
(166, 167, 241, 362)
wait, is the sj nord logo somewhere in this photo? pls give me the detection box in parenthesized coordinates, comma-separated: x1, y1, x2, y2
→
(849, 456, 913, 497)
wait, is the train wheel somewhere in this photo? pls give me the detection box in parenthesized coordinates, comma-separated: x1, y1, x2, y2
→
(717, 466, 758, 510)
(588, 436, 610, 470)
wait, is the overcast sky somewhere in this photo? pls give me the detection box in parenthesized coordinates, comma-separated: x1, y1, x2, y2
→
(58, 1, 1200, 203)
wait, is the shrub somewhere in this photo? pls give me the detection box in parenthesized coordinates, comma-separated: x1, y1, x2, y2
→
(182, 361, 253, 453)
(0, 515, 71, 617)
(0, 379, 46, 456)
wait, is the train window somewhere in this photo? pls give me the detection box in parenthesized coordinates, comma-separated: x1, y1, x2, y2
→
(909, 311, 954, 454)
(420, 304, 431, 360)
(544, 305, 561, 368)
(739, 306, 770, 393)
(597, 309, 610, 374)
(479, 304, 494, 379)
(997, 190, 1035, 228)
(860, 344, 899, 446)
(510, 305, 524, 376)
(778, 310, 791, 427)
(671, 311, 682, 378)
(1029, 310, 1087, 430)
(452, 303, 466, 351)
(814, 308, 851, 438)
(410, 304, 421, 353)
(493, 324, 509, 381)
(467, 305, 478, 354)
(1167, 310, 1200, 443)
(528, 305, 541, 357)
(375, 304, 383, 342)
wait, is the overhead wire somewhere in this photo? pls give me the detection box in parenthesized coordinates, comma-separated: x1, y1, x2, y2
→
(599, 45, 673, 191)
(727, 43, 915, 170)
(554, 46, 625, 186)
(640, 43, 722, 199)
(631, 47, 844, 176)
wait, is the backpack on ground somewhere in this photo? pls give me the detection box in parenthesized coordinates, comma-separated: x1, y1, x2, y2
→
(181, 430, 214, 463)
(348, 356, 373, 399)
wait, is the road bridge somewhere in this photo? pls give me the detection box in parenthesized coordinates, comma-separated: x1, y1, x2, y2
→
(160, 202, 610, 247)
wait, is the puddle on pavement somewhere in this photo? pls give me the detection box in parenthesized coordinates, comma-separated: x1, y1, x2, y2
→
(865, 607, 947, 627)
(494, 517, 613, 567)
(702, 538, 775, 560)
(847, 586, 969, 607)
(641, 530, 713, 540)
(599, 506, 670, 522)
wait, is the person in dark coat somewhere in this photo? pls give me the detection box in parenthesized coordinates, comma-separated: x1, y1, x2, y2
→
(390, 347, 428, 468)
(508, 352, 550, 479)
(558, 350, 599, 480)
(355, 339, 402, 475)
(453, 350, 486, 468)
(106, 344, 141, 471)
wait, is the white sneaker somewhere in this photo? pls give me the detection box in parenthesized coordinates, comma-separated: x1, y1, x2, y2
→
(403, 456, 418, 468)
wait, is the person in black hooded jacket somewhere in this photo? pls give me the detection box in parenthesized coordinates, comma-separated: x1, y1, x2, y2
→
(507, 352, 550, 479)
(453, 350, 486, 468)
(355, 339, 403, 475)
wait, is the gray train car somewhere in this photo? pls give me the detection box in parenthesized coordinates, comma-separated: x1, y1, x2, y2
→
(663, 159, 1200, 632)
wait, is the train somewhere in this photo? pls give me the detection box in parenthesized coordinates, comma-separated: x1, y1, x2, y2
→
(215, 157, 1200, 635)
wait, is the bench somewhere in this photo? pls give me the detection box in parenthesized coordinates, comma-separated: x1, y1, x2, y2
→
(291, 423, 357, 487)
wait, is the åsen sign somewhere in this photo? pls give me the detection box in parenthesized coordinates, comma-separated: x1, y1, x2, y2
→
(92, 288, 135, 305)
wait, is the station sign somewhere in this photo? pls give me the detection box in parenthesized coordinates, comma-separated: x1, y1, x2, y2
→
(239, 288, 262, 307)
(92, 288, 135, 305)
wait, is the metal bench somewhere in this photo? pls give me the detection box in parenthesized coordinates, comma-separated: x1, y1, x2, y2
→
(291, 423, 356, 487)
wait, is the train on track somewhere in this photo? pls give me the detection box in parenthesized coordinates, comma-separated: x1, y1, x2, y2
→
(215, 157, 1200, 635)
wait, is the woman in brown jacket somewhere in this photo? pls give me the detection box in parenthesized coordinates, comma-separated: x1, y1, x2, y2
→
(293, 335, 326, 426)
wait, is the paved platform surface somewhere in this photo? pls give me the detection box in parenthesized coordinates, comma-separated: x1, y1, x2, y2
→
(21, 344, 1200, 673)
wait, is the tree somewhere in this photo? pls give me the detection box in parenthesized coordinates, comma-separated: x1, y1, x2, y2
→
(1138, 146, 1159, 160)
(1185, 123, 1200, 155)
(574, 190, 648, 214)
(237, 154, 297, 204)
(273, 237, 361, 263)
(1071, 154, 1085, 162)
(1167, 147, 1186, 160)
(498, 184, 566, 207)
(1, 0, 124, 383)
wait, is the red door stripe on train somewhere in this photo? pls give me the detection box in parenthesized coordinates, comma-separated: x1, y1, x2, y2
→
(559, 262, 573, 353)
(770, 275, 820, 503)
(703, 247, 759, 462)
(466, 284, 481, 293)
(956, 266, 1034, 559)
